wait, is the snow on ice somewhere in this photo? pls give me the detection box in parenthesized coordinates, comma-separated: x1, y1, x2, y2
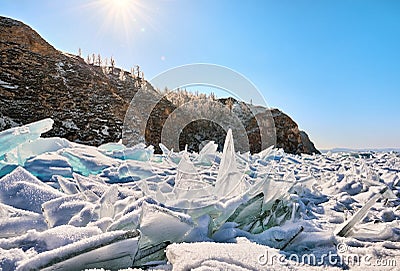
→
(0, 119, 399, 270)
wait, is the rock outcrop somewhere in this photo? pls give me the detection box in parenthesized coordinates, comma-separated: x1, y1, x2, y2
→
(272, 109, 320, 154)
(157, 95, 320, 154)
(0, 16, 320, 155)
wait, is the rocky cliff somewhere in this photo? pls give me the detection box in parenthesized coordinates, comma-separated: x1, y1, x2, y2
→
(0, 16, 320, 155)
(0, 16, 142, 146)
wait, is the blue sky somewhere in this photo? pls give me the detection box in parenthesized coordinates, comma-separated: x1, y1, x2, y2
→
(1, 0, 399, 149)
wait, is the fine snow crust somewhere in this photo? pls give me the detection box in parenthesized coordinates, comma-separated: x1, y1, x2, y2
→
(0, 119, 399, 270)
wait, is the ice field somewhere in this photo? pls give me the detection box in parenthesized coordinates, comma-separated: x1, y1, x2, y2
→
(0, 119, 399, 270)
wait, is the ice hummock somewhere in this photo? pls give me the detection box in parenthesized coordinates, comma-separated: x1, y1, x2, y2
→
(0, 119, 399, 270)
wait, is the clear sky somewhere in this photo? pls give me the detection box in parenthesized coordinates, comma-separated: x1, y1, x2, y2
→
(1, 0, 399, 149)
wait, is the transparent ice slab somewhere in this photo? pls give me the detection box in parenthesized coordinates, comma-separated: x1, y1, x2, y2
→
(172, 153, 213, 203)
(0, 118, 54, 157)
(336, 186, 397, 237)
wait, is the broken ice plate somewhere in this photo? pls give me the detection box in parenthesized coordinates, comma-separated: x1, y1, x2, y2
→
(16, 230, 140, 271)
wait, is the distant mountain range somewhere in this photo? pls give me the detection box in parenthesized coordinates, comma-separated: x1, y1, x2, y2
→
(321, 148, 400, 153)
(0, 16, 320, 155)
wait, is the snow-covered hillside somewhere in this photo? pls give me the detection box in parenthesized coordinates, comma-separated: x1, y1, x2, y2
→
(0, 119, 399, 270)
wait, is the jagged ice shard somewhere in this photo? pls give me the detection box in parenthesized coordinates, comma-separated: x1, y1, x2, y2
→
(214, 129, 249, 199)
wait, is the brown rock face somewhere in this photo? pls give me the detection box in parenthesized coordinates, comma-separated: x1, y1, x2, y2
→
(0, 17, 56, 56)
(172, 99, 320, 155)
(0, 16, 320, 155)
(271, 109, 320, 154)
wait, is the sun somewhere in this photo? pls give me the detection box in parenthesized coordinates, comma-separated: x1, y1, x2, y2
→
(103, 0, 139, 15)
(112, 0, 131, 9)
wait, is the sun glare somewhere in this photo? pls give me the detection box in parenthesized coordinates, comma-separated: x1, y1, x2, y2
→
(81, 0, 156, 43)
